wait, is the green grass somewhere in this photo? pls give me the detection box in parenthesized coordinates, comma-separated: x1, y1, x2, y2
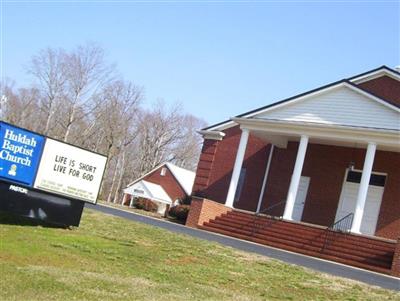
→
(0, 209, 399, 301)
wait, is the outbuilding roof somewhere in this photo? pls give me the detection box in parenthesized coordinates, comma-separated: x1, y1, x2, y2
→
(164, 163, 196, 195)
(125, 162, 196, 196)
(123, 180, 172, 204)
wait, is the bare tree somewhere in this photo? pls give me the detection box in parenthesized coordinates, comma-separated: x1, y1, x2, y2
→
(134, 101, 205, 174)
(1, 80, 42, 132)
(169, 114, 207, 170)
(27, 48, 66, 135)
(59, 43, 116, 142)
(92, 80, 143, 201)
(4, 44, 206, 204)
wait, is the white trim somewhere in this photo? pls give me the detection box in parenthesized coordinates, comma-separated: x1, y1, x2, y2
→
(204, 122, 235, 132)
(292, 176, 310, 222)
(203, 67, 400, 132)
(350, 68, 400, 84)
(351, 142, 377, 234)
(165, 163, 196, 195)
(248, 82, 399, 117)
(198, 130, 226, 140)
(283, 135, 309, 220)
(225, 128, 250, 208)
(126, 180, 173, 205)
(348, 168, 387, 176)
(126, 163, 167, 187)
(336, 167, 386, 235)
(345, 82, 400, 112)
(232, 118, 400, 150)
(256, 145, 274, 213)
(125, 162, 195, 196)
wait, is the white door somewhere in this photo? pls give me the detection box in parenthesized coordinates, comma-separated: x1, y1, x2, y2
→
(292, 176, 310, 222)
(336, 170, 385, 236)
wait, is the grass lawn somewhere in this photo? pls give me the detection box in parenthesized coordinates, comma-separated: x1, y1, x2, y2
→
(0, 209, 399, 301)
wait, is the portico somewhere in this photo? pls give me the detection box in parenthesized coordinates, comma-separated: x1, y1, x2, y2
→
(220, 73, 400, 235)
(224, 115, 399, 235)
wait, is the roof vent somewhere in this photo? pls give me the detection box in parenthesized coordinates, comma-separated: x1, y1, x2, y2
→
(395, 65, 400, 72)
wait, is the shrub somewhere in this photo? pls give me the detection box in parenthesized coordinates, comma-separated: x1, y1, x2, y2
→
(133, 198, 158, 212)
(168, 205, 190, 222)
(180, 195, 192, 205)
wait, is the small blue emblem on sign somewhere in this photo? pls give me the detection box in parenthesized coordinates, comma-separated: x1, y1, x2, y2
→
(0, 122, 45, 186)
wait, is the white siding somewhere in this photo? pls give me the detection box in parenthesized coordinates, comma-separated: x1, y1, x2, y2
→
(255, 87, 400, 130)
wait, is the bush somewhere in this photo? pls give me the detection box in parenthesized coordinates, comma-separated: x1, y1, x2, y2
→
(168, 205, 190, 222)
(180, 195, 192, 205)
(133, 198, 158, 212)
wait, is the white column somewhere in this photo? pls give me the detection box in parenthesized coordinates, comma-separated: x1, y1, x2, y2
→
(351, 142, 377, 234)
(256, 145, 274, 213)
(283, 135, 309, 220)
(225, 128, 250, 208)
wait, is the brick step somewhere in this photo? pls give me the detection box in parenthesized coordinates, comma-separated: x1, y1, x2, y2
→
(212, 217, 395, 255)
(209, 219, 394, 260)
(223, 212, 332, 235)
(221, 211, 326, 233)
(204, 222, 392, 269)
(214, 216, 322, 235)
(224, 211, 396, 250)
(199, 224, 392, 275)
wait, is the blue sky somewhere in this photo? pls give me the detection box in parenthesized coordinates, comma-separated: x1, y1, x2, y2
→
(2, 1, 399, 126)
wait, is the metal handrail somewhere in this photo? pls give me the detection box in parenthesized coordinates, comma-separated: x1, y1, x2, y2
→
(323, 213, 354, 249)
(330, 213, 354, 232)
(238, 200, 287, 236)
(257, 200, 287, 217)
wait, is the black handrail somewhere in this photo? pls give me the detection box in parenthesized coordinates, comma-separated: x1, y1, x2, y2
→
(257, 200, 287, 217)
(323, 213, 354, 249)
(238, 200, 287, 236)
(330, 213, 354, 232)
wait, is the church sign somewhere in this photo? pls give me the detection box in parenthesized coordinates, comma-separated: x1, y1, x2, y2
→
(33, 138, 107, 204)
(0, 121, 108, 226)
(0, 123, 45, 186)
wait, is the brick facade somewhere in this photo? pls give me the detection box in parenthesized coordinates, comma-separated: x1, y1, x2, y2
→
(143, 166, 188, 202)
(194, 128, 400, 240)
(391, 238, 400, 277)
(185, 197, 232, 228)
(358, 75, 400, 107)
(191, 72, 400, 240)
(192, 126, 270, 211)
(124, 165, 188, 206)
(192, 139, 219, 194)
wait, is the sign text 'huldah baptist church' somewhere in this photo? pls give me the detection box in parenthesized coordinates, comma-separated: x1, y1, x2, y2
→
(0, 122, 107, 203)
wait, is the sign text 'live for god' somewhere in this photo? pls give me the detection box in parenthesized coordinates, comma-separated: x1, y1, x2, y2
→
(0, 122, 107, 204)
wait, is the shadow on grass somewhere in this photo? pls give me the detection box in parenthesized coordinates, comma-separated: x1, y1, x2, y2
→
(0, 211, 69, 229)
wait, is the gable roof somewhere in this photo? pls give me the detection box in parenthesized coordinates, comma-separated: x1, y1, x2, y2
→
(124, 180, 172, 204)
(126, 162, 196, 196)
(165, 163, 196, 195)
(348, 65, 400, 83)
(253, 82, 399, 131)
(204, 66, 400, 132)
